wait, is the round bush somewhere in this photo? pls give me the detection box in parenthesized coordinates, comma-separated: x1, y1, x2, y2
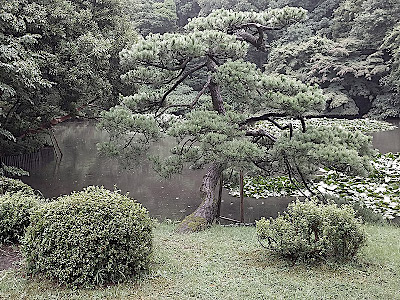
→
(256, 199, 366, 261)
(22, 186, 153, 286)
(0, 191, 41, 244)
(0, 176, 35, 195)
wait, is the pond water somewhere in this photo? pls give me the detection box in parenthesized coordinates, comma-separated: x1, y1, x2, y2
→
(22, 119, 399, 223)
(371, 118, 400, 153)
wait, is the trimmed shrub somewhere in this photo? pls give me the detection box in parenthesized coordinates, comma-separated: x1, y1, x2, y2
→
(0, 176, 35, 195)
(22, 186, 152, 286)
(0, 191, 41, 244)
(256, 199, 366, 261)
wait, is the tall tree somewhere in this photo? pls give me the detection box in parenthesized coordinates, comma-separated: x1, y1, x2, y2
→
(0, 0, 137, 155)
(124, 0, 178, 36)
(0, 0, 54, 155)
(99, 8, 373, 232)
(371, 23, 400, 118)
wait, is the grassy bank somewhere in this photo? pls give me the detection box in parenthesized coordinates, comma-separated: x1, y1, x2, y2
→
(1, 222, 400, 299)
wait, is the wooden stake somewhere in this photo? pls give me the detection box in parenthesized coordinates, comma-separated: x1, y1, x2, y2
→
(240, 170, 244, 223)
(217, 175, 223, 218)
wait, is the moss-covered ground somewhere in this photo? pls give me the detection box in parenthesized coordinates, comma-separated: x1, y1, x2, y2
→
(1, 222, 399, 299)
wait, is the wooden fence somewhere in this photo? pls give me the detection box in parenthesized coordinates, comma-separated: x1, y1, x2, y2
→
(0, 147, 56, 171)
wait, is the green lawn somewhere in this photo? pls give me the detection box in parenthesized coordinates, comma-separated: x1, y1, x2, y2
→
(1, 222, 399, 299)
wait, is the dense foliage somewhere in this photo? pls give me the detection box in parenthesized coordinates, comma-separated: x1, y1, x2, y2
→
(22, 186, 152, 286)
(256, 200, 366, 261)
(176, 0, 400, 118)
(0, 0, 137, 155)
(0, 191, 40, 244)
(0, 176, 35, 195)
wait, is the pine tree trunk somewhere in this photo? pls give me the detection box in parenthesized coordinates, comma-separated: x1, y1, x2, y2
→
(176, 57, 225, 233)
(176, 162, 223, 233)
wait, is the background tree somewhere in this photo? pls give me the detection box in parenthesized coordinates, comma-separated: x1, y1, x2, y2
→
(263, 0, 400, 118)
(371, 23, 400, 119)
(264, 36, 388, 116)
(125, 0, 178, 36)
(99, 8, 373, 233)
(0, 0, 54, 155)
(0, 0, 137, 155)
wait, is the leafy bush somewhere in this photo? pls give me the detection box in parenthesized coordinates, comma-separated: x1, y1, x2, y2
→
(22, 186, 153, 286)
(0, 176, 35, 195)
(333, 196, 385, 224)
(256, 200, 366, 261)
(0, 191, 41, 244)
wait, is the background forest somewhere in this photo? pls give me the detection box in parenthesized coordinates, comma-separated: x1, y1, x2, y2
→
(1, 0, 399, 156)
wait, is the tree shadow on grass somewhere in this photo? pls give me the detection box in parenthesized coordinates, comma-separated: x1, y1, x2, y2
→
(0, 244, 22, 271)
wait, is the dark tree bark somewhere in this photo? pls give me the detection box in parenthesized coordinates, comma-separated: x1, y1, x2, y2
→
(176, 57, 226, 233)
(176, 163, 224, 233)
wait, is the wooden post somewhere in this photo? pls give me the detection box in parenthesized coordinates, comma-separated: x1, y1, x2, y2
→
(240, 170, 244, 223)
(217, 175, 223, 218)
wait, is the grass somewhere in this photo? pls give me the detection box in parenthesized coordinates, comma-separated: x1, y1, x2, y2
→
(1, 222, 400, 299)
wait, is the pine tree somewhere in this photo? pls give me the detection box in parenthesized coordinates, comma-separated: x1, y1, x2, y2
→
(99, 8, 374, 232)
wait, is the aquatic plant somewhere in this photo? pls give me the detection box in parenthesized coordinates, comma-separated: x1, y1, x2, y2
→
(255, 117, 397, 137)
(316, 152, 400, 220)
(232, 152, 400, 220)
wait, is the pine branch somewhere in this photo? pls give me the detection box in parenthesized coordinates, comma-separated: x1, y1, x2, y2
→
(155, 75, 212, 117)
(245, 128, 277, 142)
(140, 57, 192, 71)
(158, 62, 208, 108)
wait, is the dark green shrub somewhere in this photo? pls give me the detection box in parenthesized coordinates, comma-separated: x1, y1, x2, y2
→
(22, 186, 153, 286)
(256, 199, 366, 261)
(0, 191, 41, 244)
(333, 196, 385, 224)
(0, 176, 35, 195)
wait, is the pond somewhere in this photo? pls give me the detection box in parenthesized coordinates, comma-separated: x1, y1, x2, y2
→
(371, 118, 400, 153)
(22, 119, 399, 223)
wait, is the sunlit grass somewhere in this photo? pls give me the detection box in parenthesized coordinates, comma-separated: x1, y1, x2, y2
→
(1, 222, 400, 299)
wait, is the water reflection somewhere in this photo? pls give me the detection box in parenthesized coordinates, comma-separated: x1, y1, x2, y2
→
(22, 119, 400, 222)
(22, 121, 294, 222)
(371, 118, 400, 153)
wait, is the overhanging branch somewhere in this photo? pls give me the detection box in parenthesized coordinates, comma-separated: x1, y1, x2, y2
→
(245, 128, 277, 142)
(158, 62, 207, 109)
(140, 57, 192, 71)
(155, 75, 212, 117)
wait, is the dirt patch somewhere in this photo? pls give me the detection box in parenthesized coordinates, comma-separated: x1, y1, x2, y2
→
(0, 244, 22, 271)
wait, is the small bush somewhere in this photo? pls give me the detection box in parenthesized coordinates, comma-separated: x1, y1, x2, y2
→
(0, 191, 41, 244)
(333, 196, 385, 224)
(0, 176, 35, 195)
(22, 186, 152, 286)
(256, 199, 366, 261)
